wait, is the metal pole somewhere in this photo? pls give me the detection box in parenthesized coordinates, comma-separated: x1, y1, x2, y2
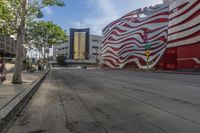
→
(47, 51, 49, 67)
(95, 48, 98, 69)
(4, 36, 6, 58)
(146, 28, 149, 71)
(95, 48, 98, 63)
(98, 39, 101, 67)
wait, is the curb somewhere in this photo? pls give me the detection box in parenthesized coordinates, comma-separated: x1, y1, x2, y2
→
(152, 71, 200, 75)
(106, 69, 200, 75)
(0, 68, 50, 132)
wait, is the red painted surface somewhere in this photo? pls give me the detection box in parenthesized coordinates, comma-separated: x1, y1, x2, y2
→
(156, 47, 177, 70)
(167, 0, 200, 70)
(177, 43, 200, 58)
(154, 0, 200, 71)
(177, 43, 200, 69)
(156, 43, 200, 70)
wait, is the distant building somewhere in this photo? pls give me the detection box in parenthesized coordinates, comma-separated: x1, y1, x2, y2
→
(53, 28, 102, 64)
(89, 34, 102, 61)
(0, 35, 16, 58)
(53, 42, 69, 60)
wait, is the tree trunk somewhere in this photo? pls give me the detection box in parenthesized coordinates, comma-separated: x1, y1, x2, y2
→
(12, 24, 25, 84)
(12, 0, 26, 84)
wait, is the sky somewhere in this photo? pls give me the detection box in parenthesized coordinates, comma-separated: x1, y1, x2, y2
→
(42, 0, 163, 36)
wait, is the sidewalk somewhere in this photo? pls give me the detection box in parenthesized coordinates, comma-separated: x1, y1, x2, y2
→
(5, 63, 15, 74)
(0, 70, 49, 132)
(0, 71, 44, 110)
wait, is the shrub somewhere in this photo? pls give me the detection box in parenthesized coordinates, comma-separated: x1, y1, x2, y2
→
(23, 59, 27, 64)
(56, 55, 66, 66)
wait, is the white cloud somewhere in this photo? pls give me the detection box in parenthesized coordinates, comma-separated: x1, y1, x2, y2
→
(85, 16, 118, 35)
(72, 22, 82, 28)
(72, 16, 118, 36)
(43, 7, 52, 15)
(72, 0, 163, 36)
(96, 0, 119, 17)
(77, 0, 121, 35)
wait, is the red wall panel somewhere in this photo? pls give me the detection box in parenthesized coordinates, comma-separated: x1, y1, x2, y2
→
(156, 47, 177, 70)
(177, 43, 200, 58)
(177, 43, 200, 69)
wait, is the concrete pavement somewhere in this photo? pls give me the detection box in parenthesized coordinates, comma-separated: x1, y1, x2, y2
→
(0, 72, 43, 109)
(6, 69, 200, 133)
(5, 64, 15, 73)
(0, 70, 49, 132)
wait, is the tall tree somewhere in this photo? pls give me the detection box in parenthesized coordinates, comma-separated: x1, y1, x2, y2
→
(7, 0, 65, 84)
(26, 20, 67, 59)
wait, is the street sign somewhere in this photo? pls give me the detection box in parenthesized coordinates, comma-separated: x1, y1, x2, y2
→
(145, 51, 150, 57)
(145, 50, 150, 70)
(144, 44, 151, 50)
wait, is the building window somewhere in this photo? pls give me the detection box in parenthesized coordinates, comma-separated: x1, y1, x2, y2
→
(92, 46, 99, 49)
(92, 39, 99, 43)
(92, 53, 99, 55)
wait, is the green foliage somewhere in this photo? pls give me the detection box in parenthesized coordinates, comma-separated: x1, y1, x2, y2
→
(56, 55, 66, 66)
(0, 0, 65, 35)
(0, 0, 15, 34)
(42, 0, 65, 6)
(26, 20, 68, 56)
(23, 59, 27, 64)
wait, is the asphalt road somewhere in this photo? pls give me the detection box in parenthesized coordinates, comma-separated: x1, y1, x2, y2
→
(7, 69, 200, 133)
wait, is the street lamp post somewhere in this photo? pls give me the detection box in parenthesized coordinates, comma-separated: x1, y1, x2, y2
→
(144, 28, 151, 71)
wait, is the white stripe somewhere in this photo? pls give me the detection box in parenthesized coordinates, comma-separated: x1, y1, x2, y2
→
(169, 2, 200, 27)
(169, 0, 196, 19)
(168, 17, 200, 35)
(103, 23, 168, 40)
(167, 36, 200, 47)
(177, 58, 200, 64)
(168, 24, 200, 41)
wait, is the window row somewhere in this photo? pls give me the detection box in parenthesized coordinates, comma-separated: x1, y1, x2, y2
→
(56, 47, 68, 51)
(55, 53, 68, 57)
(92, 39, 100, 43)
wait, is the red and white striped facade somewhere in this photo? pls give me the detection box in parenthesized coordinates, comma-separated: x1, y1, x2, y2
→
(102, 0, 200, 70)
